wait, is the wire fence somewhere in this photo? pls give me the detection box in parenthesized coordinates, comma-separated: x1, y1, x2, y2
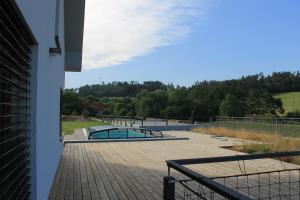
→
(178, 168, 300, 200)
(166, 151, 300, 200)
(215, 117, 300, 138)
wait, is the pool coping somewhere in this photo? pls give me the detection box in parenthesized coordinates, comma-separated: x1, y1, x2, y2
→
(63, 136, 189, 145)
(63, 128, 189, 145)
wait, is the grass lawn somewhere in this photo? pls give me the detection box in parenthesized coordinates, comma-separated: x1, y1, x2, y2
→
(62, 120, 110, 135)
(274, 92, 300, 113)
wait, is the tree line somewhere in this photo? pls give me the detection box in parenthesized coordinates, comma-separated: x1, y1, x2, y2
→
(62, 71, 300, 121)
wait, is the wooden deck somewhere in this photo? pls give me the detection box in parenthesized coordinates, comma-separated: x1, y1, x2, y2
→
(49, 130, 300, 200)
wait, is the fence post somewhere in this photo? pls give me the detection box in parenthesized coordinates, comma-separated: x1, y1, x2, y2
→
(276, 118, 278, 134)
(163, 176, 175, 200)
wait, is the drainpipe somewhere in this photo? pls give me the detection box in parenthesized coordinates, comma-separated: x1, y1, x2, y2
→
(49, 0, 62, 56)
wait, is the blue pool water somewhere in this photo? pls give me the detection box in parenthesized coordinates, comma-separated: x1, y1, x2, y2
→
(89, 129, 147, 139)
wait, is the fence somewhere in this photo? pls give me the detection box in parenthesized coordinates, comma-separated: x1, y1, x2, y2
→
(96, 115, 194, 127)
(215, 117, 300, 138)
(164, 151, 300, 200)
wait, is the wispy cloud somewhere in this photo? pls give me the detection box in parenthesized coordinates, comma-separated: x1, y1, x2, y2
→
(82, 0, 210, 70)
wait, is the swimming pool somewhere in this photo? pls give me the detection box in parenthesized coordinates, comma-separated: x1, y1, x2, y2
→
(88, 126, 162, 139)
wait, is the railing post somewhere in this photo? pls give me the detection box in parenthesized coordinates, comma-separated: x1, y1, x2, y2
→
(276, 118, 278, 134)
(163, 176, 175, 200)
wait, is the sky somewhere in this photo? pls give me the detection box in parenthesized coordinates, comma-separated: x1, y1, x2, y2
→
(66, 0, 300, 89)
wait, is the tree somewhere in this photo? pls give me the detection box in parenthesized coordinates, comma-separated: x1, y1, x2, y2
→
(62, 71, 297, 120)
(61, 91, 84, 115)
(136, 90, 168, 118)
(219, 94, 243, 117)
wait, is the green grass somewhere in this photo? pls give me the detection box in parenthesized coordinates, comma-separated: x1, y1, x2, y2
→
(274, 92, 300, 113)
(62, 120, 110, 135)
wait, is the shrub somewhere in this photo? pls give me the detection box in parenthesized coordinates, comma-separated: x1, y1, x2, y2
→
(286, 110, 300, 118)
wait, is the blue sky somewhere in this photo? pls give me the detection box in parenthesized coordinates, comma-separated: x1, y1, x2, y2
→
(66, 0, 300, 88)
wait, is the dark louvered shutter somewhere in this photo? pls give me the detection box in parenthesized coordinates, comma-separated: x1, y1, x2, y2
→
(0, 1, 35, 200)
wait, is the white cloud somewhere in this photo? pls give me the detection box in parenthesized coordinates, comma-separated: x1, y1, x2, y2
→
(82, 0, 209, 70)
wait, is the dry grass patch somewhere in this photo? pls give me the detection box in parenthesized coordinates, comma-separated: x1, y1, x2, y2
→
(193, 126, 300, 164)
(193, 127, 282, 143)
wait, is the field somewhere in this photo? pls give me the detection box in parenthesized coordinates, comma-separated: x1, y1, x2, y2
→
(62, 120, 110, 135)
(193, 126, 300, 164)
(274, 92, 300, 113)
(215, 118, 300, 137)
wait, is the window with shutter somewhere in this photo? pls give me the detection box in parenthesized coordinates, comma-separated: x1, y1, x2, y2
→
(0, 1, 35, 199)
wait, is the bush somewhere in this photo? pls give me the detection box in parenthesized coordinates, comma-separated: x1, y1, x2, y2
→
(286, 110, 300, 118)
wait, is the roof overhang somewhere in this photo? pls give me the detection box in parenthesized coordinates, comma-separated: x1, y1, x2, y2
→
(64, 0, 85, 72)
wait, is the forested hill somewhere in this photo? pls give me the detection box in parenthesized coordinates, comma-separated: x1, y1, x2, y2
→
(63, 71, 300, 121)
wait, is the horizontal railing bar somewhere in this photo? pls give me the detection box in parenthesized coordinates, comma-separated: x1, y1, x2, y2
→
(216, 116, 300, 120)
(212, 168, 300, 179)
(167, 151, 300, 165)
(167, 161, 251, 200)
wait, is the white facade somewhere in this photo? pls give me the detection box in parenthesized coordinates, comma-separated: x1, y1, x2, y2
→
(14, 0, 85, 199)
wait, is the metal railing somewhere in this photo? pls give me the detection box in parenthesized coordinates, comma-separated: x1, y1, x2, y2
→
(96, 115, 196, 127)
(164, 151, 300, 200)
(215, 116, 300, 137)
(96, 115, 146, 126)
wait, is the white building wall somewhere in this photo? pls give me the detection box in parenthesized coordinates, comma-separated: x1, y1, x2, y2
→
(15, 0, 65, 199)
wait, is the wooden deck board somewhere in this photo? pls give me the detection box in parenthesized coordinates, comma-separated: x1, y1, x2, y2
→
(48, 142, 67, 200)
(85, 144, 118, 200)
(84, 144, 110, 200)
(73, 145, 83, 200)
(101, 144, 157, 200)
(55, 144, 71, 200)
(78, 143, 92, 200)
(82, 144, 102, 200)
(96, 145, 140, 200)
(49, 131, 300, 200)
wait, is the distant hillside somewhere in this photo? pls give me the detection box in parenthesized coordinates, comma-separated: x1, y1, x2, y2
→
(275, 92, 300, 113)
(63, 72, 300, 120)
